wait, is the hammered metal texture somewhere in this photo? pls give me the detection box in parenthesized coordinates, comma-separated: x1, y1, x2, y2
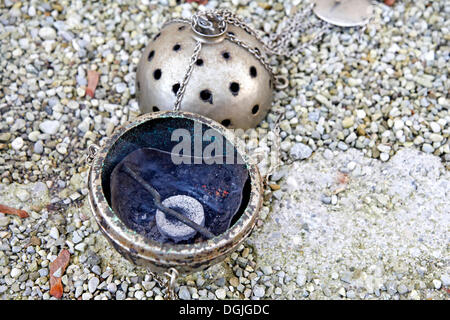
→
(88, 111, 263, 275)
(136, 22, 273, 129)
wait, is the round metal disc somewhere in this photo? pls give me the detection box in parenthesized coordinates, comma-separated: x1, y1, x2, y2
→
(313, 0, 373, 27)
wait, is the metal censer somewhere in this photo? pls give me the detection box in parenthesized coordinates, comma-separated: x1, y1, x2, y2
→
(136, 11, 280, 129)
(87, 4, 374, 298)
(87, 112, 263, 277)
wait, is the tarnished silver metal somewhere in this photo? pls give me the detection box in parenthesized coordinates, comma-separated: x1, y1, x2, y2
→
(274, 75, 289, 90)
(215, 7, 329, 58)
(137, 6, 371, 129)
(173, 41, 202, 112)
(86, 144, 99, 164)
(136, 12, 274, 129)
(147, 268, 178, 300)
(191, 13, 228, 44)
(313, 0, 373, 27)
(164, 268, 179, 300)
(87, 111, 263, 275)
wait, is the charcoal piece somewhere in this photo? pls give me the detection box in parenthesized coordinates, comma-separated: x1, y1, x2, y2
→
(155, 195, 205, 243)
(110, 147, 249, 244)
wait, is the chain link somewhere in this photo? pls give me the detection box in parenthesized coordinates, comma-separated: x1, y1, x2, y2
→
(148, 268, 179, 300)
(164, 268, 179, 300)
(173, 41, 202, 111)
(163, 2, 371, 102)
(225, 33, 274, 79)
(163, 4, 335, 108)
(86, 144, 99, 164)
(266, 5, 330, 56)
(209, 6, 330, 57)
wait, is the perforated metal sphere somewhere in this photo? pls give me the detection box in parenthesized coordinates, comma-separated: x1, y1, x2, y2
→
(136, 19, 274, 129)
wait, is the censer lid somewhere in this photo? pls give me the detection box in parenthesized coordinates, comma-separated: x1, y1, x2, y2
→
(136, 12, 274, 129)
(313, 0, 373, 27)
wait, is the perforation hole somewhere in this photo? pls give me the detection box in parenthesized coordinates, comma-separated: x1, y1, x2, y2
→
(222, 51, 230, 60)
(196, 58, 204, 66)
(252, 104, 259, 115)
(229, 82, 240, 96)
(200, 89, 213, 104)
(153, 69, 162, 80)
(250, 66, 257, 78)
(148, 50, 155, 62)
(221, 119, 231, 127)
(152, 106, 160, 112)
(173, 44, 181, 52)
(172, 83, 180, 95)
(178, 26, 186, 31)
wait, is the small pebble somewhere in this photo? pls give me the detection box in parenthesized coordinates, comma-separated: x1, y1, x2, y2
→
(39, 120, 60, 135)
(11, 137, 24, 150)
(178, 286, 191, 300)
(88, 277, 100, 293)
(215, 288, 226, 300)
(290, 143, 313, 160)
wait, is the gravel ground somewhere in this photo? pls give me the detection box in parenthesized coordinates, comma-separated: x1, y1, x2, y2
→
(251, 148, 449, 300)
(0, 0, 448, 300)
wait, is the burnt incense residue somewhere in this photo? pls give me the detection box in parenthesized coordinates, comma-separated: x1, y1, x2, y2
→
(110, 147, 249, 244)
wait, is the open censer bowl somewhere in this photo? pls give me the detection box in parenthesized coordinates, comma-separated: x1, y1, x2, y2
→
(87, 111, 263, 275)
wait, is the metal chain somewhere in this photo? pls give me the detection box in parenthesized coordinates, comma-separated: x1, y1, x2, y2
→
(173, 41, 202, 111)
(267, 5, 330, 56)
(210, 9, 267, 49)
(86, 144, 99, 164)
(225, 33, 287, 90)
(149, 268, 179, 300)
(164, 268, 179, 300)
(207, 7, 330, 89)
(162, 2, 372, 98)
(210, 6, 330, 57)
(161, 4, 333, 101)
(225, 33, 274, 78)
(162, 4, 330, 59)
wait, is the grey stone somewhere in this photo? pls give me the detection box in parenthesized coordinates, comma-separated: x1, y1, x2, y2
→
(178, 286, 191, 300)
(261, 265, 273, 275)
(440, 274, 450, 287)
(88, 277, 100, 293)
(215, 288, 226, 299)
(253, 285, 265, 298)
(107, 283, 117, 293)
(290, 143, 313, 160)
(39, 120, 60, 135)
(38, 27, 57, 40)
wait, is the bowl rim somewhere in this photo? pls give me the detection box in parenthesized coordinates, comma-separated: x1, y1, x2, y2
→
(88, 111, 263, 268)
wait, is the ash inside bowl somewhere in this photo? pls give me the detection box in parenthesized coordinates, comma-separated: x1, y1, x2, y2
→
(110, 147, 249, 244)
